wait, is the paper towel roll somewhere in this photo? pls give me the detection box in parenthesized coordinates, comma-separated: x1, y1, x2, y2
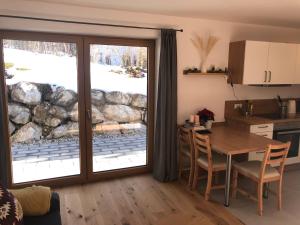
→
(288, 100, 296, 114)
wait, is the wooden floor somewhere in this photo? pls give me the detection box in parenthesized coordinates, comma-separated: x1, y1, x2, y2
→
(56, 175, 244, 225)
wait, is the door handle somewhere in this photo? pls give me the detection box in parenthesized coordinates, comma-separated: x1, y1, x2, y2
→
(264, 71, 267, 82)
(268, 71, 272, 82)
(87, 109, 91, 120)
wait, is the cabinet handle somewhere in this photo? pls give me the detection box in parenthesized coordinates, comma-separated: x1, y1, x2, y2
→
(258, 125, 268, 128)
(256, 151, 265, 154)
(264, 71, 267, 82)
(268, 71, 272, 82)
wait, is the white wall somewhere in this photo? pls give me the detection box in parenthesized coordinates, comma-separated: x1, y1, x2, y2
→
(1, 0, 300, 122)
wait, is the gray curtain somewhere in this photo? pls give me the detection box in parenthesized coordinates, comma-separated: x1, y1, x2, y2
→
(153, 29, 178, 182)
(0, 88, 8, 187)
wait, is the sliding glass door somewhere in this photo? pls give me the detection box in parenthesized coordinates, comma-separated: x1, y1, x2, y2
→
(84, 38, 155, 180)
(0, 31, 86, 187)
(0, 31, 154, 187)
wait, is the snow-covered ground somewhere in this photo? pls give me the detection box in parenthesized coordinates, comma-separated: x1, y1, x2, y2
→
(4, 48, 147, 95)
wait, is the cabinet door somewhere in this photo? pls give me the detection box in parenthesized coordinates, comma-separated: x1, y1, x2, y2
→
(295, 45, 300, 84)
(243, 41, 269, 84)
(267, 43, 297, 84)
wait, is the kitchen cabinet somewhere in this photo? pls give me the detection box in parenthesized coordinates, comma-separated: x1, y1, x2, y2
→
(243, 41, 269, 84)
(249, 123, 274, 161)
(267, 43, 297, 84)
(228, 40, 298, 85)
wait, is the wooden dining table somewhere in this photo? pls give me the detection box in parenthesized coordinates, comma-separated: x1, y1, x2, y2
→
(203, 125, 281, 207)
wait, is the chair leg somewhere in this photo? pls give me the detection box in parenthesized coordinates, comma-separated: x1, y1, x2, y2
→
(232, 169, 238, 199)
(257, 183, 263, 216)
(178, 153, 183, 180)
(192, 165, 199, 190)
(214, 172, 220, 185)
(188, 157, 194, 189)
(278, 179, 282, 210)
(205, 171, 212, 201)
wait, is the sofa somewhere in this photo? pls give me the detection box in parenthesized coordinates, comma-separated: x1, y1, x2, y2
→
(23, 192, 62, 225)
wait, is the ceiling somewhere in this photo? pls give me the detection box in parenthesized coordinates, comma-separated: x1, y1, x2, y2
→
(33, 0, 300, 28)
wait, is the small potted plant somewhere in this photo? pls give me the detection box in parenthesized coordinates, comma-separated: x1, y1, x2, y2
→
(197, 108, 215, 129)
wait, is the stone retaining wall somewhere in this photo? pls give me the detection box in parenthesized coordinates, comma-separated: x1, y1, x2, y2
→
(7, 81, 147, 143)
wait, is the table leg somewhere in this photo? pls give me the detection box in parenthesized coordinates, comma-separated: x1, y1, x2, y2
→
(224, 154, 232, 207)
(263, 183, 269, 199)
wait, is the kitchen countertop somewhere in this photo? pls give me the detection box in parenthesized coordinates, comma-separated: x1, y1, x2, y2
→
(226, 113, 300, 125)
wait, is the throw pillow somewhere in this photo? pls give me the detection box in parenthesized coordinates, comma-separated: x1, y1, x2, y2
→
(0, 184, 23, 225)
(10, 186, 51, 216)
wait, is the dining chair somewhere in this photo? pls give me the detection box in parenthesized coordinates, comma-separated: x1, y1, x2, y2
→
(178, 126, 195, 188)
(232, 142, 291, 216)
(192, 130, 227, 200)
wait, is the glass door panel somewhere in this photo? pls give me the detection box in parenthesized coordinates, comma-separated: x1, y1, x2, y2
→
(3, 39, 81, 183)
(89, 44, 148, 172)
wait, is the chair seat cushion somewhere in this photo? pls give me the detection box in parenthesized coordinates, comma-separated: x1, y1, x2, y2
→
(234, 161, 280, 180)
(197, 153, 227, 170)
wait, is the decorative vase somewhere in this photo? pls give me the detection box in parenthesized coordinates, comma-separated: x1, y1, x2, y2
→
(201, 61, 208, 73)
(205, 120, 213, 129)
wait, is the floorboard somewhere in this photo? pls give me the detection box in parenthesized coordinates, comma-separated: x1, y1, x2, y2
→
(55, 175, 244, 225)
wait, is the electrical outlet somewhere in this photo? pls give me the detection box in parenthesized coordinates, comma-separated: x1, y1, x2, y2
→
(234, 103, 243, 109)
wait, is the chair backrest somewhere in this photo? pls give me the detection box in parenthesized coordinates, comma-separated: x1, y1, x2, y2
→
(178, 127, 193, 154)
(260, 142, 291, 180)
(192, 131, 213, 168)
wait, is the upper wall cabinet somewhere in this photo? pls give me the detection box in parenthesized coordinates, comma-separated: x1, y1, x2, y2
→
(228, 40, 298, 85)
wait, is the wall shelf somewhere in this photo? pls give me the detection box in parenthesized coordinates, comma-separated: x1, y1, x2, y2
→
(183, 72, 228, 76)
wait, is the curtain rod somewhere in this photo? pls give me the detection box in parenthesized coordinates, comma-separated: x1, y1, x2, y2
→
(0, 14, 183, 32)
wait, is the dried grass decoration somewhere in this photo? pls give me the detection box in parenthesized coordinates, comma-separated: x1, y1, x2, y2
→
(191, 34, 219, 72)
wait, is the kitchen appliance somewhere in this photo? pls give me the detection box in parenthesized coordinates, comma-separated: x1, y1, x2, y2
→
(277, 95, 288, 118)
(287, 99, 296, 114)
(273, 124, 300, 164)
(259, 114, 300, 165)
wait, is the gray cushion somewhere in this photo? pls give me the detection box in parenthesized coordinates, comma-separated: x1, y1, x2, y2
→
(234, 161, 280, 180)
(197, 153, 227, 170)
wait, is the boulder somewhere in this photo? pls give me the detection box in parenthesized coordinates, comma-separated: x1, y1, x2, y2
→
(69, 103, 105, 124)
(50, 88, 77, 107)
(69, 103, 79, 122)
(48, 122, 79, 139)
(91, 105, 105, 124)
(120, 122, 146, 134)
(7, 85, 12, 99)
(105, 91, 131, 105)
(41, 125, 56, 138)
(36, 83, 53, 101)
(33, 103, 50, 123)
(131, 94, 147, 108)
(11, 122, 42, 143)
(33, 103, 62, 127)
(45, 118, 61, 127)
(94, 121, 121, 135)
(91, 89, 105, 106)
(11, 82, 41, 105)
(144, 111, 147, 123)
(48, 105, 68, 120)
(9, 121, 15, 135)
(8, 103, 30, 124)
(102, 105, 141, 123)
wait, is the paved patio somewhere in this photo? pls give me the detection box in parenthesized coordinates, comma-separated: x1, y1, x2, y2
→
(12, 134, 146, 183)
